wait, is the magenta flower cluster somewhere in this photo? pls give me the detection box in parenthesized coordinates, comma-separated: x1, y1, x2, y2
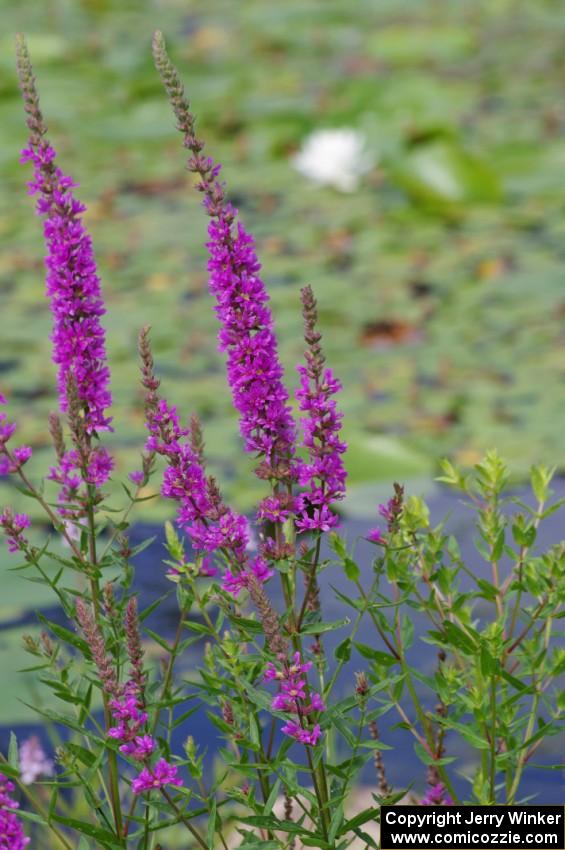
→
(145, 396, 273, 595)
(207, 214, 296, 476)
(265, 652, 324, 746)
(21, 144, 112, 434)
(0, 394, 32, 478)
(0, 510, 31, 554)
(295, 366, 347, 533)
(108, 682, 182, 795)
(420, 781, 453, 806)
(0, 774, 29, 850)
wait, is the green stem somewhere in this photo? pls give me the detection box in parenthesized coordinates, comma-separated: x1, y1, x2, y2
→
(489, 673, 497, 804)
(86, 488, 124, 843)
(0, 756, 73, 850)
(159, 786, 210, 850)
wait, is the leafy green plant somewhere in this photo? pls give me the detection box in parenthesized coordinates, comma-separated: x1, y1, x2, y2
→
(1, 31, 564, 850)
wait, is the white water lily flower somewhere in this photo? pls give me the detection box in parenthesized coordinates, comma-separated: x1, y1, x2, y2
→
(292, 128, 374, 192)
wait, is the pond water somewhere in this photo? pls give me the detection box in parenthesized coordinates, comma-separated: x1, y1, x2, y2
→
(2, 480, 565, 804)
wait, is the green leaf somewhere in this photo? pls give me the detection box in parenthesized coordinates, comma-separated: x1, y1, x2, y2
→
(442, 621, 478, 655)
(335, 637, 352, 662)
(343, 555, 360, 582)
(301, 617, 350, 635)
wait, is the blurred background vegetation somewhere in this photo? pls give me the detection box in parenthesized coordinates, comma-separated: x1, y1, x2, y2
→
(2, 0, 565, 524)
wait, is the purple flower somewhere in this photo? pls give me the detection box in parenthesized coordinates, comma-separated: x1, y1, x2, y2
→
(367, 527, 384, 544)
(131, 758, 183, 795)
(257, 495, 295, 523)
(119, 735, 155, 761)
(0, 396, 32, 476)
(0, 774, 29, 850)
(0, 776, 17, 810)
(129, 470, 145, 486)
(221, 556, 274, 597)
(265, 652, 323, 744)
(20, 143, 112, 434)
(0, 510, 31, 553)
(19, 736, 53, 785)
(152, 38, 296, 485)
(0, 808, 30, 850)
(420, 782, 453, 806)
(12, 446, 32, 467)
(84, 447, 114, 487)
(207, 216, 296, 478)
(280, 721, 322, 746)
(145, 398, 250, 567)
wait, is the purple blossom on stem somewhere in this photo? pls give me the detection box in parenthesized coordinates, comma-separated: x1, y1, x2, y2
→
(420, 781, 453, 806)
(16, 37, 113, 528)
(152, 32, 296, 487)
(131, 758, 183, 795)
(221, 556, 274, 597)
(0, 395, 32, 477)
(367, 527, 384, 545)
(15, 49, 112, 436)
(0, 510, 31, 553)
(295, 286, 347, 533)
(206, 218, 296, 476)
(139, 326, 273, 596)
(265, 652, 324, 746)
(108, 682, 181, 793)
(0, 774, 29, 850)
(18, 142, 112, 433)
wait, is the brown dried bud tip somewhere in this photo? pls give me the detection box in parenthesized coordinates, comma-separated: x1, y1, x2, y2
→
(152, 31, 228, 216)
(65, 372, 89, 460)
(102, 583, 117, 619)
(355, 671, 370, 697)
(300, 284, 325, 382)
(246, 575, 289, 658)
(138, 326, 160, 422)
(222, 701, 234, 726)
(125, 597, 146, 694)
(189, 414, 205, 462)
(369, 719, 392, 796)
(22, 634, 40, 655)
(40, 630, 55, 656)
(75, 598, 119, 697)
(48, 412, 65, 462)
(15, 34, 48, 149)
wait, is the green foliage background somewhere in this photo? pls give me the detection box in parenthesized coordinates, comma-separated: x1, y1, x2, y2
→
(2, 0, 565, 521)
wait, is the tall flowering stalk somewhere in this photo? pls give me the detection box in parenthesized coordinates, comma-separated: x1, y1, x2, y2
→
(16, 36, 113, 522)
(139, 326, 272, 595)
(152, 33, 296, 549)
(295, 285, 347, 533)
(16, 36, 112, 435)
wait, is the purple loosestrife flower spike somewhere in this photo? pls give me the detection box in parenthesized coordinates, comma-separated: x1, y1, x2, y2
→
(152, 32, 296, 485)
(0, 774, 29, 850)
(16, 36, 112, 435)
(265, 651, 325, 745)
(139, 327, 276, 600)
(295, 285, 347, 532)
